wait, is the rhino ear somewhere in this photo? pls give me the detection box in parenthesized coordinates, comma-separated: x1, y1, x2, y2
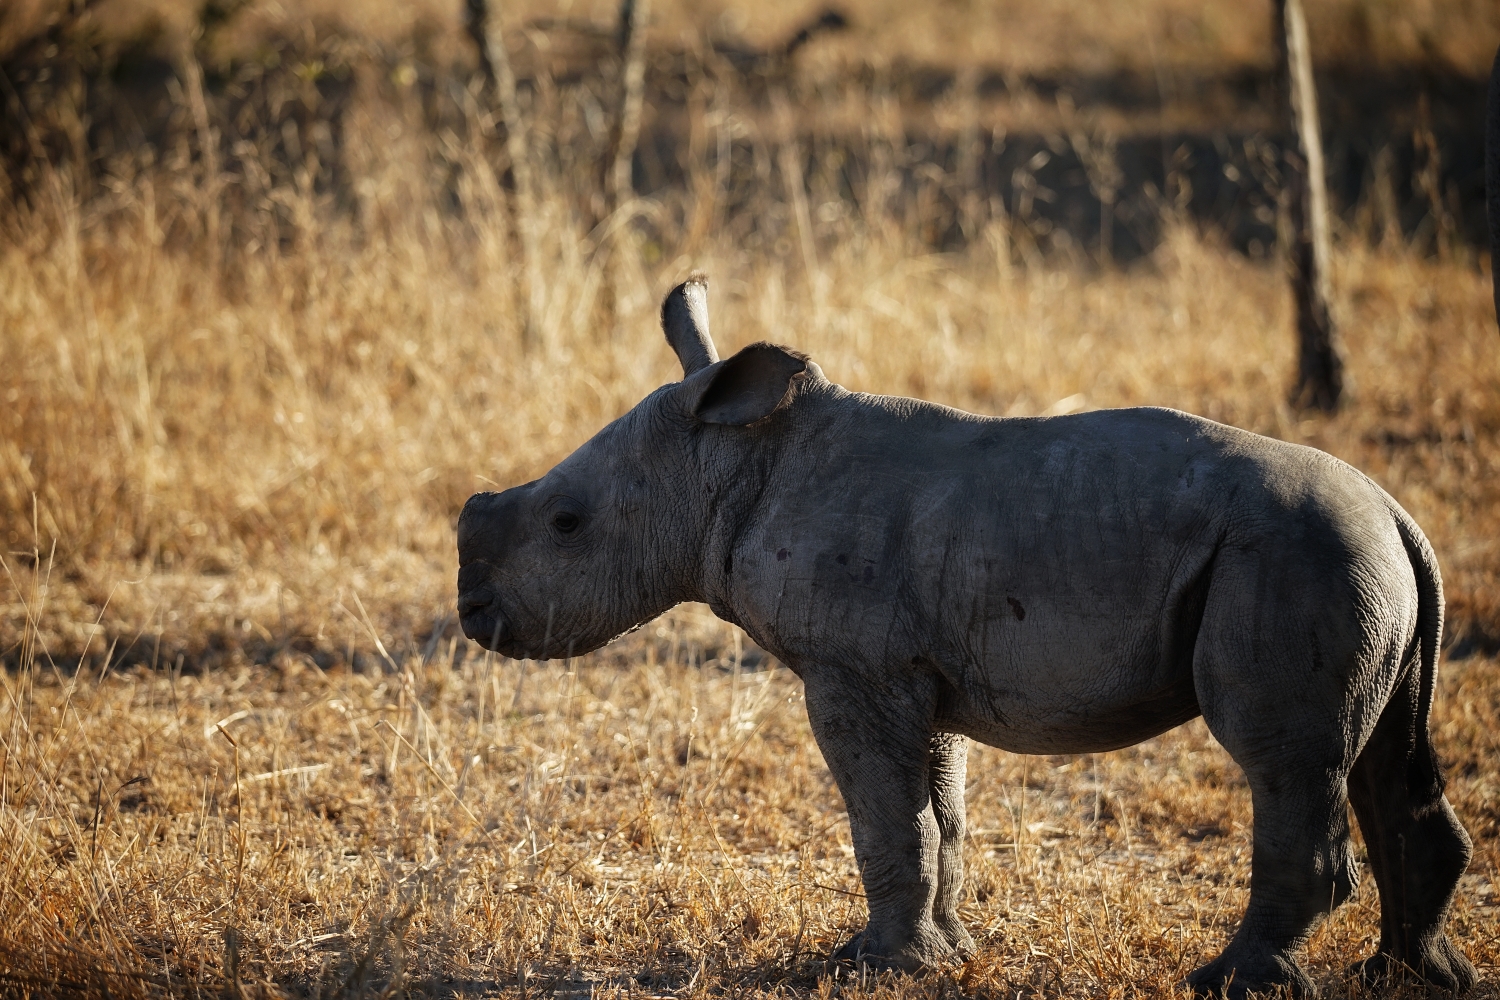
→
(692, 342, 808, 426)
(661, 273, 720, 376)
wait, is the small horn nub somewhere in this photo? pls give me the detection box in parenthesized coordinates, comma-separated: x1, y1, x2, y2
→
(661, 272, 720, 377)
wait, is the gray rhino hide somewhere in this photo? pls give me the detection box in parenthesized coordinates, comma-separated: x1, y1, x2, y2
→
(456, 277, 1476, 999)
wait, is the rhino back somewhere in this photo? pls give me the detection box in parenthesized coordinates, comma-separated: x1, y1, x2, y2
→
(723, 392, 1409, 752)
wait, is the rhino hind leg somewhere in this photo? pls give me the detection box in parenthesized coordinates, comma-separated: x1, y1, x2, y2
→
(1346, 665, 1477, 994)
(804, 671, 960, 973)
(1182, 760, 1356, 999)
(1185, 575, 1375, 998)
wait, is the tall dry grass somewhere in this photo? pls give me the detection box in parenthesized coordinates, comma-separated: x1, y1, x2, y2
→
(4, 158, 1497, 662)
(3, 4, 1500, 995)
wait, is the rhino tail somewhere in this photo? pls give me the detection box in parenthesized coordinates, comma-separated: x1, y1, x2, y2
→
(1391, 503, 1447, 801)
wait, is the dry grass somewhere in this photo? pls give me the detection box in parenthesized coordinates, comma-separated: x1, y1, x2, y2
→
(1, 609, 1498, 998)
(3, 1, 1500, 995)
(5, 197, 1498, 661)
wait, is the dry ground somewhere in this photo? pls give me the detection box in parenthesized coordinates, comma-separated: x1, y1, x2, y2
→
(1, 610, 1498, 999)
(3, 0, 1500, 995)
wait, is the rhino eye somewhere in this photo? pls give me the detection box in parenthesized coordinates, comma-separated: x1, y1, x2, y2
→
(553, 511, 581, 534)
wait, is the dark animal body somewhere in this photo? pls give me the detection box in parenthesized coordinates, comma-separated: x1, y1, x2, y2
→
(456, 278, 1476, 998)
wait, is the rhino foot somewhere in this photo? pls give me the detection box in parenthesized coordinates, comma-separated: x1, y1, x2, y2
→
(829, 921, 957, 974)
(933, 913, 975, 957)
(1349, 937, 1478, 995)
(1185, 951, 1314, 999)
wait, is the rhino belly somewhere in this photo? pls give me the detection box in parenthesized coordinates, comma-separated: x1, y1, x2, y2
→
(937, 661, 1202, 755)
(930, 591, 1208, 755)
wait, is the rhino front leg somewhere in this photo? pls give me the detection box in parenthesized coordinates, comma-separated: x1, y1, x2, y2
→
(804, 669, 956, 972)
(930, 732, 975, 956)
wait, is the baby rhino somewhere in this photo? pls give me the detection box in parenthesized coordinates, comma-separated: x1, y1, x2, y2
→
(456, 277, 1475, 998)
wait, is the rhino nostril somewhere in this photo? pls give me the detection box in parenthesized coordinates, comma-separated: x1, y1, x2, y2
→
(457, 592, 492, 616)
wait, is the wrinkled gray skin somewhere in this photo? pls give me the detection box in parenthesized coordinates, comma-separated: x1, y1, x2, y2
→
(457, 278, 1476, 998)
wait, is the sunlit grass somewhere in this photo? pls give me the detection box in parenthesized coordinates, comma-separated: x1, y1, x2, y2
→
(2, 7, 1499, 992)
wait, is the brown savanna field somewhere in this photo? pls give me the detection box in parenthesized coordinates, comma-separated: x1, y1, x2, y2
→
(3, 0, 1500, 996)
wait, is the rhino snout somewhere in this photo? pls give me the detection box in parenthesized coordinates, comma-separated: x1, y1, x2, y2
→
(460, 608, 510, 651)
(456, 490, 504, 557)
(456, 587, 492, 617)
(457, 587, 510, 649)
(456, 557, 507, 649)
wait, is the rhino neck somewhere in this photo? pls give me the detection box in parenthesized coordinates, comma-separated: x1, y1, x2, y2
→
(692, 374, 849, 629)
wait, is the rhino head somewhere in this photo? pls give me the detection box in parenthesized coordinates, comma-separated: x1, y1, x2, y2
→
(456, 276, 810, 659)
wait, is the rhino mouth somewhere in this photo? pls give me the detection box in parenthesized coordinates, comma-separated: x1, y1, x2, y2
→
(456, 592, 579, 659)
(456, 579, 640, 660)
(457, 587, 512, 652)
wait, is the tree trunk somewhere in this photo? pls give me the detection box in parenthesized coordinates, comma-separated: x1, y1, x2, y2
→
(1487, 44, 1500, 332)
(595, 0, 651, 337)
(1275, 0, 1343, 411)
(465, 0, 543, 350)
(606, 0, 650, 216)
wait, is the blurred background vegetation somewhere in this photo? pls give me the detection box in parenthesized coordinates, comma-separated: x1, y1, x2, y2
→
(1, 0, 1497, 661)
(2, 0, 1496, 266)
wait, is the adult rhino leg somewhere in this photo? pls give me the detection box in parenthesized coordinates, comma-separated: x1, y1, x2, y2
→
(929, 732, 975, 955)
(803, 669, 955, 972)
(1347, 665, 1476, 992)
